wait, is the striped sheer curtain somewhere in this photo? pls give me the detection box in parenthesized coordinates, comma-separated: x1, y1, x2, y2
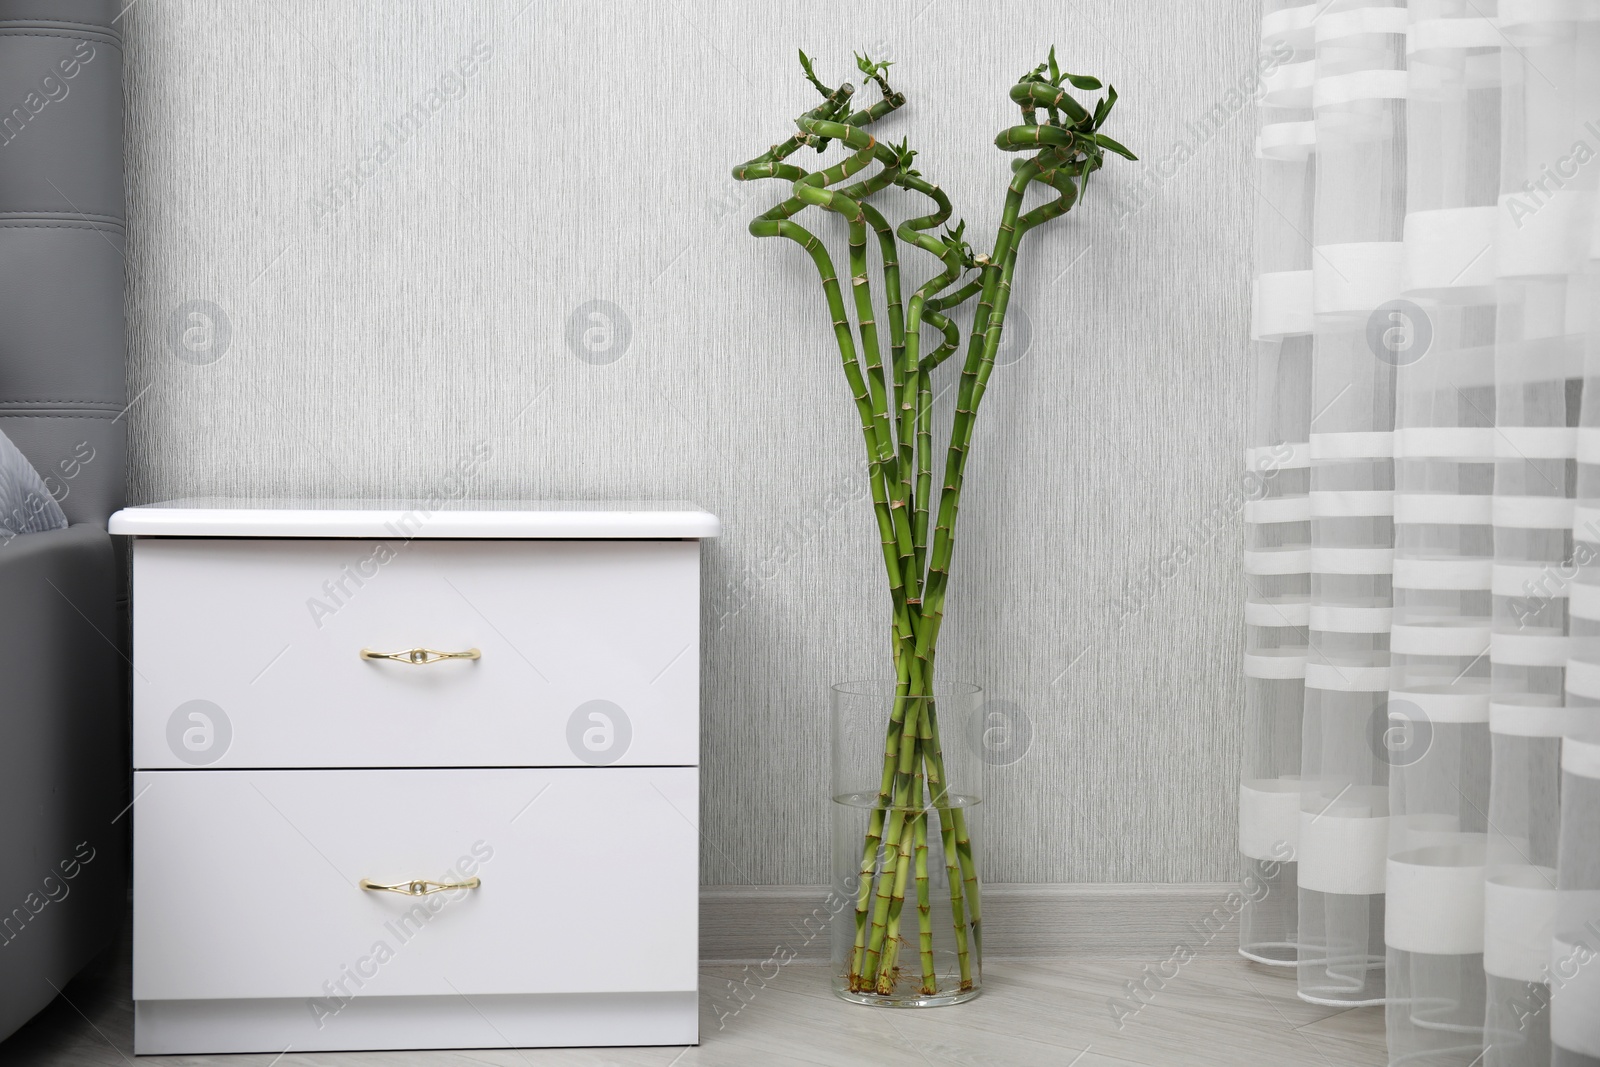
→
(1240, 1, 1600, 1064)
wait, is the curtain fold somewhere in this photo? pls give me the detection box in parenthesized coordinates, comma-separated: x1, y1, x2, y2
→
(1241, 1, 1600, 1062)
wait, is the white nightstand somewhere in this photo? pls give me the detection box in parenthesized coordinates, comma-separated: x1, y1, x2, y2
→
(109, 499, 718, 1055)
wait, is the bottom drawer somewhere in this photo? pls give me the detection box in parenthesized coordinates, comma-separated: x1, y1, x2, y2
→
(133, 768, 697, 1002)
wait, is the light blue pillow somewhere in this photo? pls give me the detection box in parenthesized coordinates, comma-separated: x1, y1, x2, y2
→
(0, 427, 69, 536)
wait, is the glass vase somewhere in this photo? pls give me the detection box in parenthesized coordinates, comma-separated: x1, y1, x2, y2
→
(830, 679, 984, 1007)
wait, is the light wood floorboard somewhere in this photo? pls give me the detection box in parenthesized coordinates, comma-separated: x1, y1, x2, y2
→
(4, 925, 1385, 1066)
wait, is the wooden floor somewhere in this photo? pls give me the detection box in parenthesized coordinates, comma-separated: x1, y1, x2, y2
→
(6, 929, 1385, 1066)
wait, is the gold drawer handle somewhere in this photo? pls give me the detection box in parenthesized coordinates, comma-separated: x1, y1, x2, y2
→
(359, 647, 481, 666)
(360, 877, 481, 896)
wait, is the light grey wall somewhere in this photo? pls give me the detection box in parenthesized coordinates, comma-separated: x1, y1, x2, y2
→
(123, 0, 1257, 884)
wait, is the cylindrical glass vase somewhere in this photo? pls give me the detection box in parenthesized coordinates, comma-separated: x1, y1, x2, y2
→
(830, 679, 984, 1007)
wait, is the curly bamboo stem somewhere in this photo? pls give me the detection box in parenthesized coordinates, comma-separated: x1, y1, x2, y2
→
(848, 658, 917, 987)
(875, 781, 919, 994)
(861, 687, 924, 984)
(757, 206, 923, 992)
(789, 181, 934, 984)
(913, 805, 935, 993)
(734, 47, 1129, 1002)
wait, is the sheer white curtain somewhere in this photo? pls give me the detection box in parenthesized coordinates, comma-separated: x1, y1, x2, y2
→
(1240, 1, 1600, 1063)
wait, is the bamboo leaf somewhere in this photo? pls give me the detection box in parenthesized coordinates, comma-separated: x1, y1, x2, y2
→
(856, 52, 892, 77)
(1093, 132, 1137, 160)
(798, 49, 831, 96)
(1064, 73, 1102, 90)
(1047, 46, 1060, 84)
(1093, 84, 1118, 127)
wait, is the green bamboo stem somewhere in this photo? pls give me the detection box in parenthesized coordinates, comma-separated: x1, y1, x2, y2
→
(860, 201, 906, 423)
(733, 81, 852, 178)
(925, 278, 984, 328)
(734, 48, 1129, 1002)
(893, 172, 961, 601)
(847, 160, 933, 986)
(792, 127, 898, 438)
(897, 158, 1066, 977)
(934, 793, 974, 987)
(765, 215, 921, 989)
(843, 56, 905, 133)
(904, 159, 1084, 952)
(743, 221, 923, 987)
(908, 654, 975, 989)
(827, 161, 908, 452)
(899, 251, 965, 596)
(773, 199, 913, 663)
(863, 672, 944, 991)
(735, 60, 930, 995)
(875, 782, 919, 994)
(879, 199, 918, 593)
(789, 192, 918, 715)
(867, 676, 980, 992)
(909, 709, 934, 995)
(861, 687, 924, 984)
(863, 673, 937, 992)
(883, 189, 940, 979)
(1009, 79, 1091, 123)
(921, 697, 981, 969)
(866, 83, 1065, 1000)
(766, 207, 910, 982)
(904, 189, 1055, 980)
(742, 173, 921, 1004)
(913, 360, 936, 582)
(913, 120, 1115, 662)
(910, 686, 970, 990)
(846, 651, 912, 990)
(800, 187, 934, 966)
(913, 293, 974, 579)
(849, 658, 917, 988)
(752, 217, 905, 610)
(910, 163, 1078, 953)
(913, 805, 935, 993)
(792, 123, 916, 580)
(909, 161, 1035, 672)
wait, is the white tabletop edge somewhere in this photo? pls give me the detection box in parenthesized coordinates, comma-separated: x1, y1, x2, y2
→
(108, 505, 721, 539)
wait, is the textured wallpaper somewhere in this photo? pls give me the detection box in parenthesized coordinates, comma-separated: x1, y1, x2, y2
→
(122, 0, 1256, 884)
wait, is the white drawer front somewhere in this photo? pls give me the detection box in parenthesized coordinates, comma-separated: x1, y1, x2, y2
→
(132, 538, 699, 768)
(133, 768, 698, 1001)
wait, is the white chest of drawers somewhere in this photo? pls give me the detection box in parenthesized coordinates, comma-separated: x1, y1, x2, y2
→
(109, 499, 718, 1055)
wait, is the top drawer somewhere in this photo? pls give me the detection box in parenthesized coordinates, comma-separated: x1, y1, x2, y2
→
(131, 538, 700, 769)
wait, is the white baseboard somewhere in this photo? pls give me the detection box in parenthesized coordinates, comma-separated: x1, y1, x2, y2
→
(135, 992, 697, 1054)
(701, 883, 1241, 963)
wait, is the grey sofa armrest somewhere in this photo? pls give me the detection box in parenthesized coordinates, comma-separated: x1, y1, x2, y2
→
(0, 0, 129, 1046)
(0, 524, 127, 1039)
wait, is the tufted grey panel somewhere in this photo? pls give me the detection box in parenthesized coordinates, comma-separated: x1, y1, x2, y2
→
(0, 0, 127, 1043)
(122, 0, 1255, 885)
(0, 224, 127, 525)
(0, 0, 126, 525)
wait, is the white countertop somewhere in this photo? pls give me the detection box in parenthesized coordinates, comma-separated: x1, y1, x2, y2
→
(109, 498, 720, 539)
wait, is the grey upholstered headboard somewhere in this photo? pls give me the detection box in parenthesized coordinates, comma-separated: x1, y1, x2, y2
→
(0, 0, 125, 527)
